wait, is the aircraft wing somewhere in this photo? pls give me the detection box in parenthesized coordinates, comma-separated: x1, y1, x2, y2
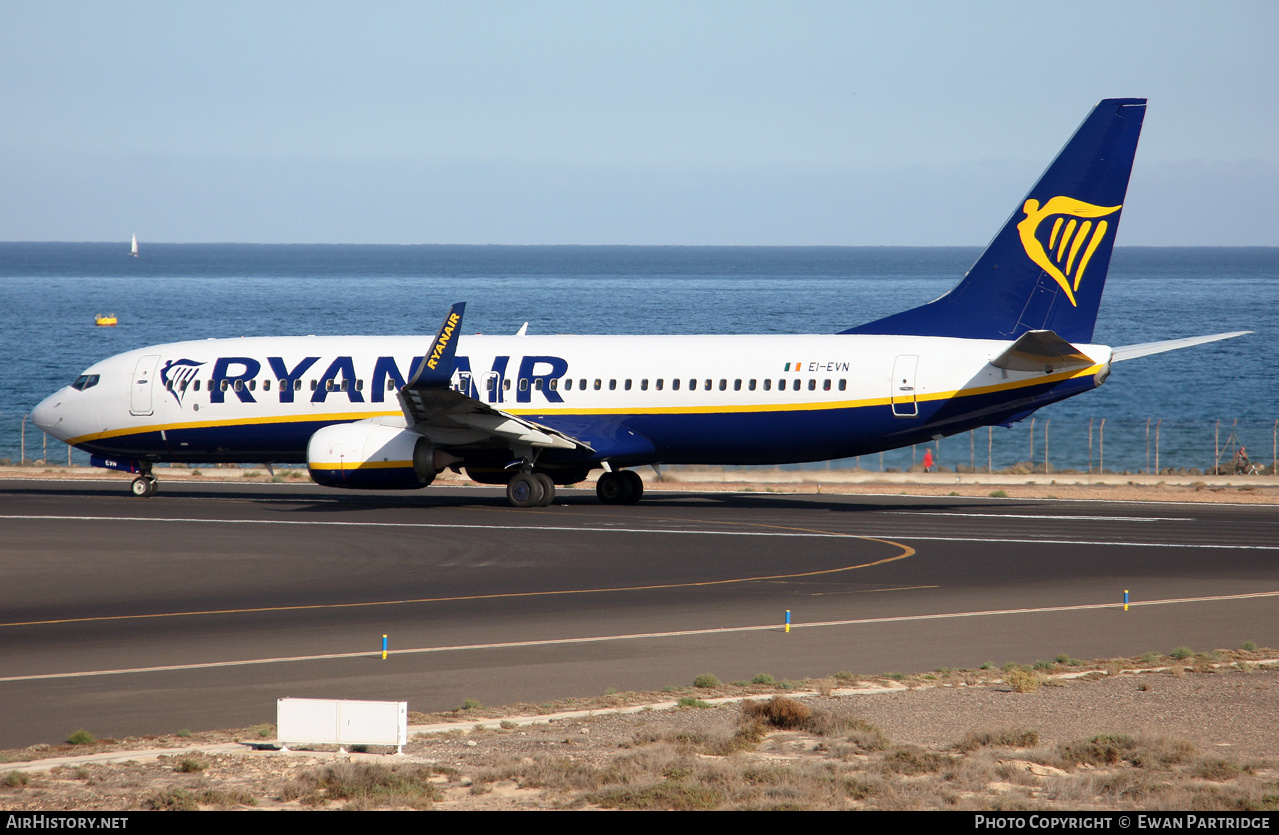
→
(1112, 331, 1251, 362)
(398, 385, 588, 451)
(397, 302, 593, 453)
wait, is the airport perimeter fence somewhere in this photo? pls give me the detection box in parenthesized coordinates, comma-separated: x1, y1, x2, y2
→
(816, 417, 1279, 477)
(3, 415, 1278, 478)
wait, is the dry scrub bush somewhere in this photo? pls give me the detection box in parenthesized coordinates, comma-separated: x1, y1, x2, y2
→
(955, 728, 1040, 752)
(1005, 668, 1041, 693)
(282, 762, 444, 809)
(741, 696, 811, 729)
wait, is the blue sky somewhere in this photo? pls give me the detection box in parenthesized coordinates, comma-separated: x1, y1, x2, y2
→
(2, 1, 1275, 245)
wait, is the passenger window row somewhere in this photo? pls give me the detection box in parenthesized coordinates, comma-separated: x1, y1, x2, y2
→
(472, 376, 851, 393)
(162, 374, 851, 397)
(165, 378, 365, 393)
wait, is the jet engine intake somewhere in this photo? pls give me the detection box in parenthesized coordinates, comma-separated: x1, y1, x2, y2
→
(307, 423, 443, 490)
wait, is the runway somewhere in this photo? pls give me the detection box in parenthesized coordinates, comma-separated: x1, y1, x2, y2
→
(2, 478, 1277, 750)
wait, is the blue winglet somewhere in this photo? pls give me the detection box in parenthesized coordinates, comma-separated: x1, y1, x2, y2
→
(843, 98, 1147, 344)
(406, 302, 466, 389)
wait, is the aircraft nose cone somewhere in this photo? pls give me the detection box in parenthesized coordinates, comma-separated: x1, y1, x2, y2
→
(31, 393, 66, 439)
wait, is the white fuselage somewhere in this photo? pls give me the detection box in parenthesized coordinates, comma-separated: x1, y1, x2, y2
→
(33, 332, 1111, 469)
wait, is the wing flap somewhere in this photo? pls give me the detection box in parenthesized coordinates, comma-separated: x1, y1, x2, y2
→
(398, 387, 586, 450)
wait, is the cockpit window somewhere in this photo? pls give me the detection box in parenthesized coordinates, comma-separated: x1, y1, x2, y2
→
(71, 374, 100, 391)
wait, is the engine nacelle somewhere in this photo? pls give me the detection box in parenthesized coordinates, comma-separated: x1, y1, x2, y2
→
(307, 423, 441, 490)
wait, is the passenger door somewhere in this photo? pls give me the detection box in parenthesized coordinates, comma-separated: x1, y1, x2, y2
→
(890, 355, 919, 418)
(130, 355, 161, 416)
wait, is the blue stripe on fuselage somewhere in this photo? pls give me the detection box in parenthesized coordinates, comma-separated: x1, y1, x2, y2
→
(75, 372, 1098, 468)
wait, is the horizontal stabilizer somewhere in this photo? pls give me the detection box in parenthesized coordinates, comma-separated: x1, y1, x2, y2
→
(990, 330, 1097, 374)
(1112, 331, 1251, 362)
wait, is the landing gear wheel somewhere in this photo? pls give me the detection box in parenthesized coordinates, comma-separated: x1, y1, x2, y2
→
(620, 470, 644, 504)
(131, 476, 158, 498)
(506, 472, 545, 508)
(596, 471, 633, 505)
(532, 473, 556, 506)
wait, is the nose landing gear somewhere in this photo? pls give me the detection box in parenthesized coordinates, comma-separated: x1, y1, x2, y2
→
(130, 475, 158, 497)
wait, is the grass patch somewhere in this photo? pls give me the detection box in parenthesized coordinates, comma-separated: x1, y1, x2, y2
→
(1194, 759, 1253, 781)
(588, 781, 721, 810)
(955, 728, 1040, 752)
(285, 762, 444, 809)
(1052, 734, 1195, 771)
(879, 745, 950, 775)
(195, 788, 258, 808)
(144, 788, 199, 811)
(66, 729, 96, 746)
(2, 771, 30, 789)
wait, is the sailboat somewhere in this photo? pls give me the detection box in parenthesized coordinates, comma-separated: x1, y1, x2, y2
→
(130, 234, 138, 257)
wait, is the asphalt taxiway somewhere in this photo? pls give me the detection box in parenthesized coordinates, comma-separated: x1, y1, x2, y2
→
(2, 479, 1277, 749)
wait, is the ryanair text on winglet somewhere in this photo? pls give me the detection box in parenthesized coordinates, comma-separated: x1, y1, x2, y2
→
(426, 312, 460, 371)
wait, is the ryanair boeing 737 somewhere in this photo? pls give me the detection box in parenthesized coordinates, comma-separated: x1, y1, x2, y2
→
(32, 99, 1247, 507)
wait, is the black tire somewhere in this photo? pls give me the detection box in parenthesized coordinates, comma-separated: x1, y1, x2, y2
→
(596, 471, 633, 505)
(620, 470, 643, 504)
(506, 472, 544, 508)
(533, 473, 556, 506)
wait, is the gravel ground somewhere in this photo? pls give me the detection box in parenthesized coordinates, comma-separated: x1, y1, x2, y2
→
(3, 658, 1276, 811)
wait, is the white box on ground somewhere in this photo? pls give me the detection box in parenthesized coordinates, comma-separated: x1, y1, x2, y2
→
(277, 698, 408, 749)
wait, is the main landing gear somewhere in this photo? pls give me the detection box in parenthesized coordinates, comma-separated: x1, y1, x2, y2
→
(506, 471, 556, 508)
(503, 469, 644, 507)
(130, 475, 158, 497)
(596, 470, 643, 505)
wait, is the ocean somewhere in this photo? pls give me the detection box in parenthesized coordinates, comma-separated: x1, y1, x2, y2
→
(1, 243, 1276, 474)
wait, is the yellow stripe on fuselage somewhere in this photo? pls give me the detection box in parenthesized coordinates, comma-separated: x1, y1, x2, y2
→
(66, 409, 402, 446)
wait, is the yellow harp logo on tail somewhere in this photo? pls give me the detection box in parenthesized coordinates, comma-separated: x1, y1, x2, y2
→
(1017, 197, 1121, 307)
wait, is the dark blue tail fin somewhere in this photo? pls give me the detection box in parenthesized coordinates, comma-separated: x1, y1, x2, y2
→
(843, 98, 1146, 343)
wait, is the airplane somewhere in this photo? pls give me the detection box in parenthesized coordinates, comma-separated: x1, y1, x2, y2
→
(32, 98, 1248, 508)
